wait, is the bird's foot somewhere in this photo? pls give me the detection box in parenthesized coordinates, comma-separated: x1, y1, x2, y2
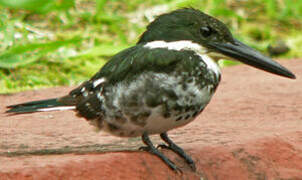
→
(141, 133, 182, 174)
(160, 133, 196, 171)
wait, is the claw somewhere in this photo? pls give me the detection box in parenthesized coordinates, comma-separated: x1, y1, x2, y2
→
(173, 166, 183, 174)
(156, 144, 170, 149)
(139, 146, 151, 151)
(189, 162, 196, 171)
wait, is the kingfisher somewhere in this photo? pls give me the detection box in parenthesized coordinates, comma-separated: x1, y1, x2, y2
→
(6, 8, 295, 172)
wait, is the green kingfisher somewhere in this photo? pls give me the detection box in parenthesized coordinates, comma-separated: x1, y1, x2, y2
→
(6, 8, 296, 172)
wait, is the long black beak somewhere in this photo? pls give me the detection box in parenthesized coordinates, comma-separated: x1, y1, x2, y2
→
(209, 39, 296, 79)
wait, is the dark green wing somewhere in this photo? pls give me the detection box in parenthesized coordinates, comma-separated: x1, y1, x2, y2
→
(90, 44, 193, 83)
(69, 44, 203, 97)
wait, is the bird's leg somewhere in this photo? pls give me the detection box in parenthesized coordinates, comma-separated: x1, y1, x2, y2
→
(158, 132, 196, 171)
(140, 132, 181, 173)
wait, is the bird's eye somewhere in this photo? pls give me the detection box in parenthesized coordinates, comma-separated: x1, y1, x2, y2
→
(200, 26, 212, 37)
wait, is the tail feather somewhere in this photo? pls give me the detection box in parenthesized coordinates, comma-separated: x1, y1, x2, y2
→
(6, 98, 75, 114)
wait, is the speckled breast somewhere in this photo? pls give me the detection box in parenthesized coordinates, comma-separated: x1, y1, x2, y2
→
(96, 54, 221, 137)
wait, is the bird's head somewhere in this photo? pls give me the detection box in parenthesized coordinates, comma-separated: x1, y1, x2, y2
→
(138, 8, 296, 79)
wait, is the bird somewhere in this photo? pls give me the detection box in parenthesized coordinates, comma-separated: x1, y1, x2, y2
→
(6, 8, 296, 172)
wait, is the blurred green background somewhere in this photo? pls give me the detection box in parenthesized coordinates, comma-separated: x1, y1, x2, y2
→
(0, 0, 301, 93)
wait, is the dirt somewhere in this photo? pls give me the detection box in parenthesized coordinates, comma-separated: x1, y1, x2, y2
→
(0, 59, 301, 180)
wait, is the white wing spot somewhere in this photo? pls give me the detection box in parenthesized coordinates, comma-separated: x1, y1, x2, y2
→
(97, 92, 103, 101)
(83, 91, 88, 97)
(93, 78, 106, 87)
(38, 106, 76, 112)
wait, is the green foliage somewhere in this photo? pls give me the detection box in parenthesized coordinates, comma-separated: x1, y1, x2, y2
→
(0, 0, 74, 13)
(0, 38, 81, 68)
(0, 0, 301, 93)
(77, 43, 129, 58)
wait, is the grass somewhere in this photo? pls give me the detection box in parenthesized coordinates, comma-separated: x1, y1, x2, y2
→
(0, 0, 301, 93)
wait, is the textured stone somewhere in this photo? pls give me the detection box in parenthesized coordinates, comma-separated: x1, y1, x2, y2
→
(0, 59, 301, 179)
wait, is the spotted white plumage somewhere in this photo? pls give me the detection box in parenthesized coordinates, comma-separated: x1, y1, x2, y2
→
(101, 71, 215, 137)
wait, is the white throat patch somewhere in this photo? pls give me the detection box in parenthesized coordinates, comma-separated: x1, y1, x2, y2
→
(144, 40, 221, 76)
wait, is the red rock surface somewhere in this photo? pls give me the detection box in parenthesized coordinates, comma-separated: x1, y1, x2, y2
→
(0, 59, 301, 180)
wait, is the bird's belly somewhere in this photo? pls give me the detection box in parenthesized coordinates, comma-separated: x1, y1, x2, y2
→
(142, 108, 201, 134)
(102, 107, 202, 137)
(101, 84, 211, 137)
(100, 71, 219, 137)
